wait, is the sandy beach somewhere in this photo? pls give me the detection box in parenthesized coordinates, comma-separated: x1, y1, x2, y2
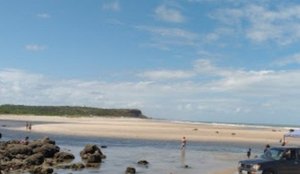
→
(0, 115, 291, 144)
(0, 115, 297, 174)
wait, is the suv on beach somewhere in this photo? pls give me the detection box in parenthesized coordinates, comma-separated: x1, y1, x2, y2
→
(238, 147, 300, 174)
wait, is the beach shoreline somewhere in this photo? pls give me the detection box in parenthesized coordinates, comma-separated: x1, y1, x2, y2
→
(0, 115, 289, 145)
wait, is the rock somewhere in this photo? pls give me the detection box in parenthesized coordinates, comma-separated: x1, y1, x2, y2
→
(85, 163, 100, 168)
(57, 162, 85, 170)
(25, 153, 44, 165)
(54, 151, 75, 163)
(70, 163, 85, 170)
(80, 144, 103, 159)
(125, 167, 136, 174)
(28, 137, 56, 149)
(86, 152, 102, 163)
(33, 144, 60, 158)
(80, 144, 105, 164)
(0, 137, 110, 174)
(28, 166, 54, 174)
(6, 144, 33, 156)
(137, 160, 149, 166)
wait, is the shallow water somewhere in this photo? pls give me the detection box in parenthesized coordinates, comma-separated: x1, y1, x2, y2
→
(0, 120, 262, 174)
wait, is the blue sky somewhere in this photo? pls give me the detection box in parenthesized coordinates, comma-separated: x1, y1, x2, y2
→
(1, 0, 300, 125)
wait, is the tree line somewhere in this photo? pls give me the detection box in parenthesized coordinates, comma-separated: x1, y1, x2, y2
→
(0, 104, 146, 118)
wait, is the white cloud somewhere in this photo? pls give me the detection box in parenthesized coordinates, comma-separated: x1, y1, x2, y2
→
(25, 44, 47, 52)
(139, 70, 195, 80)
(210, 3, 300, 45)
(139, 26, 197, 41)
(155, 5, 185, 23)
(2, 66, 300, 124)
(273, 53, 300, 66)
(193, 59, 219, 74)
(211, 70, 276, 91)
(37, 13, 51, 19)
(102, 1, 120, 12)
(136, 26, 198, 49)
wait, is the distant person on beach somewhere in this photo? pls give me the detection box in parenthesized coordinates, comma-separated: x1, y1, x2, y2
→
(0, 132, 2, 139)
(282, 141, 287, 146)
(28, 123, 32, 131)
(264, 144, 270, 153)
(181, 136, 187, 150)
(247, 148, 251, 158)
(26, 121, 29, 130)
(21, 136, 29, 145)
(180, 136, 187, 166)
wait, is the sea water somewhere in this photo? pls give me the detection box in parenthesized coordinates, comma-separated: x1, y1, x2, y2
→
(0, 120, 268, 174)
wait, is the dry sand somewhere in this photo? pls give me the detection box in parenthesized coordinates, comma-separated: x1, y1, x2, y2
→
(0, 115, 290, 145)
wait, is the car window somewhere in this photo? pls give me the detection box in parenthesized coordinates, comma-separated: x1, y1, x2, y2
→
(282, 149, 297, 160)
(290, 149, 296, 160)
(296, 149, 300, 160)
(263, 148, 285, 160)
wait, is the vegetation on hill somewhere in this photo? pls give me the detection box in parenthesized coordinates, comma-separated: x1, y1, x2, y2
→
(0, 104, 147, 118)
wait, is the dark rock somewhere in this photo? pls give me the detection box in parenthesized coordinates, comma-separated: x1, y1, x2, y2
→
(41, 137, 56, 145)
(86, 152, 102, 163)
(25, 153, 44, 165)
(57, 162, 85, 170)
(70, 163, 85, 170)
(54, 151, 75, 163)
(28, 166, 53, 174)
(29, 137, 56, 149)
(137, 160, 149, 166)
(85, 163, 100, 168)
(125, 167, 136, 174)
(80, 144, 105, 163)
(0, 138, 107, 174)
(33, 144, 60, 158)
(6, 144, 33, 156)
(80, 144, 103, 159)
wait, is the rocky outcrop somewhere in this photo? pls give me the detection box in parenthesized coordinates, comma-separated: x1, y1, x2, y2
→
(0, 137, 106, 174)
(80, 144, 106, 165)
(54, 151, 75, 162)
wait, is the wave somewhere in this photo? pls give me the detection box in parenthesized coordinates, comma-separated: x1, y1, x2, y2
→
(155, 118, 300, 130)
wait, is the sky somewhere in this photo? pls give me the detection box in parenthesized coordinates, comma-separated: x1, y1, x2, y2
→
(1, 0, 300, 125)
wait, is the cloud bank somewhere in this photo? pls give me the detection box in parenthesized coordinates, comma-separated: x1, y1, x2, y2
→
(2, 59, 300, 124)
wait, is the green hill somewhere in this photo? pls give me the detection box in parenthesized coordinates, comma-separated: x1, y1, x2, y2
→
(0, 104, 147, 118)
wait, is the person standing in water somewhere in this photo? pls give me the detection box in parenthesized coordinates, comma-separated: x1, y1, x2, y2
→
(180, 136, 187, 167)
(247, 148, 251, 158)
(28, 122, 32, 131)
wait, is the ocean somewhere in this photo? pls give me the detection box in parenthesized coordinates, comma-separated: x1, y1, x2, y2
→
(0, 119, 284, 174)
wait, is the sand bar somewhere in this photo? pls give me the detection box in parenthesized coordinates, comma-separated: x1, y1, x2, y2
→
(0, 115, 294, 146)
